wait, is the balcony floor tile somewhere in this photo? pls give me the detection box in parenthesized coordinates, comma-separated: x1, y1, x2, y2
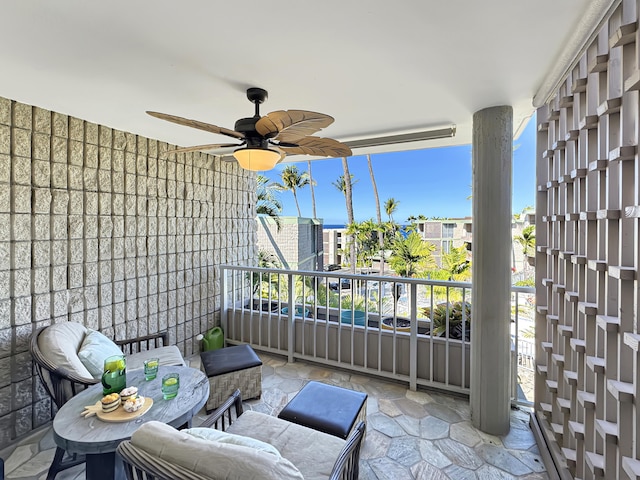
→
(1, 352, 548, 480)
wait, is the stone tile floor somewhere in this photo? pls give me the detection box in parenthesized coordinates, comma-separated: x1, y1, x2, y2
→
(0, 352, 548, 479)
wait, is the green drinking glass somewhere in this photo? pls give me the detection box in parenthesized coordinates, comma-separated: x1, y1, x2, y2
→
(144, 358, 159, 381)
(161, 373, 180, 400)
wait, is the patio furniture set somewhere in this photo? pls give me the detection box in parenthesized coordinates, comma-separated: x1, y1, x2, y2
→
(29, 322, 368, 480)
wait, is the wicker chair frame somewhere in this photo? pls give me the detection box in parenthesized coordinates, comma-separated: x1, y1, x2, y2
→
(117, 389, 366, 480)
(29, 326, 170, 480)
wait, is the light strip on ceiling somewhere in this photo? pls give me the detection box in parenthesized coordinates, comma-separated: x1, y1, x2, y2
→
(344, 125, 456, 150)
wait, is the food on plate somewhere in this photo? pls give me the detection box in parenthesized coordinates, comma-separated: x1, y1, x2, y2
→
(101, 393, 121, 413)
(123, 395, 145, 413)
(119, 386, 138, 402)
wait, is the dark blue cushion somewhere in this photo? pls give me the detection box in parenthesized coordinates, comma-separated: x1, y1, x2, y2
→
(200, 344, 262, 377)
(278, 381, 367, 439)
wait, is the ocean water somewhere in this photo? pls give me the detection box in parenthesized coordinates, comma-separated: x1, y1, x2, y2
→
(323, 224, 346, 229)
(323, 224, 409, 236)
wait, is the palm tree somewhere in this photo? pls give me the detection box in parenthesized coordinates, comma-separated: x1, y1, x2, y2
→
(307, 160, 317, 219)
(389, 231, 437, 278)
(256, 174, 282, 231)
(514, 225, 536, 257)
(406, 215, 419, 233)
(332, 174, 359, 197)
(345, 219, 379, 269)
(251, 250, 282, 297)
(367, 154, 385, 274)
(441, 244, 472, 281)
(388, 231, 436, 317)
(424, 243, 472, 302)
(514, 225, 536, 274)
(334, 159, 357, 272)
(342, 158, 356, 273)
(384, 198, 400, 223)
(275, 165, 312, 217)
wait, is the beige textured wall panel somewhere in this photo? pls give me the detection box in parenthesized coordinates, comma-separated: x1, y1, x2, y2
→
(0, 95, 257, 448)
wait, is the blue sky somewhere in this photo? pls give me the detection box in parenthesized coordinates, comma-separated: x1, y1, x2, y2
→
(262, 115, 536, 225)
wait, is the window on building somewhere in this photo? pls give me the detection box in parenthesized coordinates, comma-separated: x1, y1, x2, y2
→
(312, 225, 317, 252)
(443, 223, 455, 238)
(442, 240, 453, 254)
(425, 223, 440, 238)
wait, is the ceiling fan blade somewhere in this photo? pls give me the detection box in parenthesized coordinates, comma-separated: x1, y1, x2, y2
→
(147, 111, 245, 140)
(279, 136, 352, 158)
(270, 140, 299, 148)
(255, 110, 334, 141)
(165, 143, 244, 154)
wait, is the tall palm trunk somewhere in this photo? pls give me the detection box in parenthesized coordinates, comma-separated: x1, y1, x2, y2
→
(292, 191, 301, 217)
(342, 157, 356, 273)
(307, 160, 317, 219)
(367, 154, 384, 275)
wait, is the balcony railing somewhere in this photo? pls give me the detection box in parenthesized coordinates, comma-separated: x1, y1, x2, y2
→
(220, 265, 535, 406)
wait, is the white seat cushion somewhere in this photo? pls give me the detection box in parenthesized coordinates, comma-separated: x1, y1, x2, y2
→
(228, 410, 346, 480)
(38, 322, 93, 379)
(132, 421, 303, 480)
(127, 346, 185, 370)
(184, 427, 281, 457)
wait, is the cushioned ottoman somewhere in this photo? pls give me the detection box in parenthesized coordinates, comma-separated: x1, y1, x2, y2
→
(200, 344, 262, 412)
(278, 381, 367, 439)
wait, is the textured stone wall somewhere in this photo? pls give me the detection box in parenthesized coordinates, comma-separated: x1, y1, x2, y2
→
(0, 96, 257, 448)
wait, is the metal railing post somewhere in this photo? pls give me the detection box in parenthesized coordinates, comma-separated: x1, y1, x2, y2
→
(221, 266, 227, 340)
(287, 272, 295, 363)
(409, 282, 418, 391)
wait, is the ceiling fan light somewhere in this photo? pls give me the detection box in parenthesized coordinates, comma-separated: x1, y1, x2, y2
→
(233, 147, 282, 171)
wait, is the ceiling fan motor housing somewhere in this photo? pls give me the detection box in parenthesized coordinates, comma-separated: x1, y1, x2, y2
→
(234, 116, 258, 133)
(234, 116, 271, 148)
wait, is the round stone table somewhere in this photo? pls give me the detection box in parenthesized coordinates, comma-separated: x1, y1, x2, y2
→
(53, 365, 209, 480)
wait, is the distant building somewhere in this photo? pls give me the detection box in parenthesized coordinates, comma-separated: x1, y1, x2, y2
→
(414, 218, 473, 267)
(321, 217, 533, 278)
(256, 216, 323, 271)
(322, 227, 345, 268)
(414, 217, 532, 276)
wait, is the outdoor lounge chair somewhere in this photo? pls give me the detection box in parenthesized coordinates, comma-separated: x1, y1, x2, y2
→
(117, 389, 365, 480)
(30, 322, 185, 480)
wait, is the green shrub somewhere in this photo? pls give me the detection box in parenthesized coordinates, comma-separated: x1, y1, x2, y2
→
(421, 301, 471, 341)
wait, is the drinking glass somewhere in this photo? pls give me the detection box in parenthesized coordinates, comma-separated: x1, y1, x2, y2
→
(161, 373, 180, 400)
(101, 355, 127, 395)
(144, 358, 159, 381)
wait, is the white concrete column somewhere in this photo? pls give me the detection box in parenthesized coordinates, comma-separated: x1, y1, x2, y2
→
(471, 105, 513, 435)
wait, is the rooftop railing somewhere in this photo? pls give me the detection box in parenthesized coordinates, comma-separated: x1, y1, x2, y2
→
(220, 265, 535, 407)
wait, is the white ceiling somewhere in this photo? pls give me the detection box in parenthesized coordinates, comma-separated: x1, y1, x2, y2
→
(1, 1, 596, 158)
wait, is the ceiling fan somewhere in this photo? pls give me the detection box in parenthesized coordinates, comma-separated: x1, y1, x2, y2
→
(147, 88, 352, 171)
